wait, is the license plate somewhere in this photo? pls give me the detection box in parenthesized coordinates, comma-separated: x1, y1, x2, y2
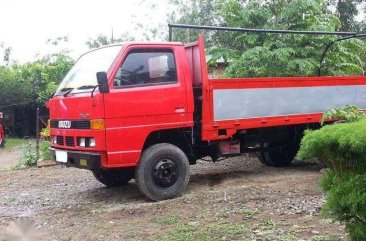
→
(55, 150, 68, 163)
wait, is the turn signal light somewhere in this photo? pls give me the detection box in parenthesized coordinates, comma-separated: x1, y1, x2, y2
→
(90, 119, 105, 130)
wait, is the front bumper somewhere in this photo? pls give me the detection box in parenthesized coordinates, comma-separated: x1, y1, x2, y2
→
(49, 148, 101, 171)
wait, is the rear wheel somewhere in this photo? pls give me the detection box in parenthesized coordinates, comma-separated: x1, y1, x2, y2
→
(0, 139, 4, 148)
(135, 143, 190, 201)
(93, 168, 134, 187)
(257, 143, 297, 167)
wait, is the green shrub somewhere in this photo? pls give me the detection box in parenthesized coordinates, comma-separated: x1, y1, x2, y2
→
(17, 141, 38, 168)
(320, 105, 366, 125)
(40, 141, 51, 160)
(297, 119, 366, 240)
(320, 171, 366, 241)
(297, 120, 366, 173)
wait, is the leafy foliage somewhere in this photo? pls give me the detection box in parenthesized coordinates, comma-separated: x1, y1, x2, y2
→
(171, 0, 366, 77)
(320, 171, 366, 241)
(40, 141, 51, 160)
(40, 127, 50, 139)
(17, 141, 38, 167)
(0, 53, 74, 109)
(297, 119, 366, 240)
(298, 119, 366, 171)
(169, 0, 219, 43)
(327, 0, 365, 32)
(85, 33, 135, 49)
(320, 104, 366, 125)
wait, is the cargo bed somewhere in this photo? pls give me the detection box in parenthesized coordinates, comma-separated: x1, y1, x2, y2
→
(185, 36, 366, 140)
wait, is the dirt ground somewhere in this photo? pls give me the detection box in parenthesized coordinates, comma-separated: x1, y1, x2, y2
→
(0, 148, 21, 171)
(0, 148, 347, 241)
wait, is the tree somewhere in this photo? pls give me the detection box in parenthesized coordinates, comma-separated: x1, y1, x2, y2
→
(0, 52, 74, 109)
(169, 0, 219, 43)
(171, 0, 366, 77)
(328, 0, 364, 32)
(0, 42, 12, 66)
(85, 32, 136, 49)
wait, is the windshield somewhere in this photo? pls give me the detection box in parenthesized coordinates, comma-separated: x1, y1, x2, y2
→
(55, 45, 121, 95)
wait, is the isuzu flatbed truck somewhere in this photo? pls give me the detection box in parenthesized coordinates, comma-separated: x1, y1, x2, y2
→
(48, 34, 366, 201)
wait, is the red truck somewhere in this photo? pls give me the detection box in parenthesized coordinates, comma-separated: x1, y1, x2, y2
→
(0, 112, 5, 148)
(48, 35, 366, 200)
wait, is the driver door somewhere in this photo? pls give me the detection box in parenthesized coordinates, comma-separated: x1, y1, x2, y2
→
(103, 46, 189, 167)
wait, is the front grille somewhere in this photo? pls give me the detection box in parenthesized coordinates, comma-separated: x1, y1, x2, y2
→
(72, 121, 90, 129)
(56, 136, 64, 146)
(50, 120, 90, 129)
(65, 136, 75, 147)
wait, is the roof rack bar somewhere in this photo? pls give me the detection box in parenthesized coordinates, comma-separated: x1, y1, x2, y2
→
(318, 33, 366, 76)
(168, 23, 357, 41)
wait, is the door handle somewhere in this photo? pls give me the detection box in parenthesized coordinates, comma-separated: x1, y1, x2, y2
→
(175, 107, 186, 113)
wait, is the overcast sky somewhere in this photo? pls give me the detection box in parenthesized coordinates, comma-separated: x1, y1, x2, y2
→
(0, 0, 170, 63)
(1, 0, 365, 64)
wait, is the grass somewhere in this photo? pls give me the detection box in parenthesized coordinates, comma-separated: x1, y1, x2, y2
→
(0, 138, 38, 168)
(157, 222, 248, 241)
(263, 219, 277, 230)
(152, 214, 180, 225)
(0, 138, 29, 151)
(242, 208, 261, 219)
(7, 197, 16, 204)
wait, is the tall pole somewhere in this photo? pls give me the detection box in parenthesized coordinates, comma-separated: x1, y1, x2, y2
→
(169, 25, 173, 41)
(36, 107, 40, 160)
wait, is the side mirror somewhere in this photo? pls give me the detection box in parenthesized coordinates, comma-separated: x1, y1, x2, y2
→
(96, 72, 110, 94)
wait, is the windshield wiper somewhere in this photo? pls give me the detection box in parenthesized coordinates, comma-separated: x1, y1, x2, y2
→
(59, 87, 74, 97)
(77, 85, 97, 90)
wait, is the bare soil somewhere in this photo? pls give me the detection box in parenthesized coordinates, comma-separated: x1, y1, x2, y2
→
(0, 148, 21, 170)
(0, 153, 346, 241)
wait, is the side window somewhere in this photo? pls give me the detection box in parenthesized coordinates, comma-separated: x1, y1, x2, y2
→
(114, 49, 177, 87)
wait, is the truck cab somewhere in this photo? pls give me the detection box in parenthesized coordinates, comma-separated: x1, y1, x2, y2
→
(48, 41, 195, 200)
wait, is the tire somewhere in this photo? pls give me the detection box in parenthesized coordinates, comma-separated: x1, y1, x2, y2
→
(0, 139, 4, 148)
(135, 143, 190, 201)
(256, 143, 297, 167)
(93, 168, 133, 187)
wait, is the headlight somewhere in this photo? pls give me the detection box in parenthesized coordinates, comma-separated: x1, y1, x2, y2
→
(51, 136, 57, 144)
(89, 138, 96, 147)
(78, 138, 86, 147)
(77, 137, 95, 148)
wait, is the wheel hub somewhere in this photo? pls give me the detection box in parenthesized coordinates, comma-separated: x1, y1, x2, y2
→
(152, 158, 178, 187)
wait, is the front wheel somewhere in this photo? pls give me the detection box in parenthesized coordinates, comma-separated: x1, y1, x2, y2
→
(93, 168, 134, 187)
(135, 143, 190, 201)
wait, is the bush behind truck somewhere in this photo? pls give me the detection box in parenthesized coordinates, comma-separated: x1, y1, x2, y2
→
(47, 34, 366, 201)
